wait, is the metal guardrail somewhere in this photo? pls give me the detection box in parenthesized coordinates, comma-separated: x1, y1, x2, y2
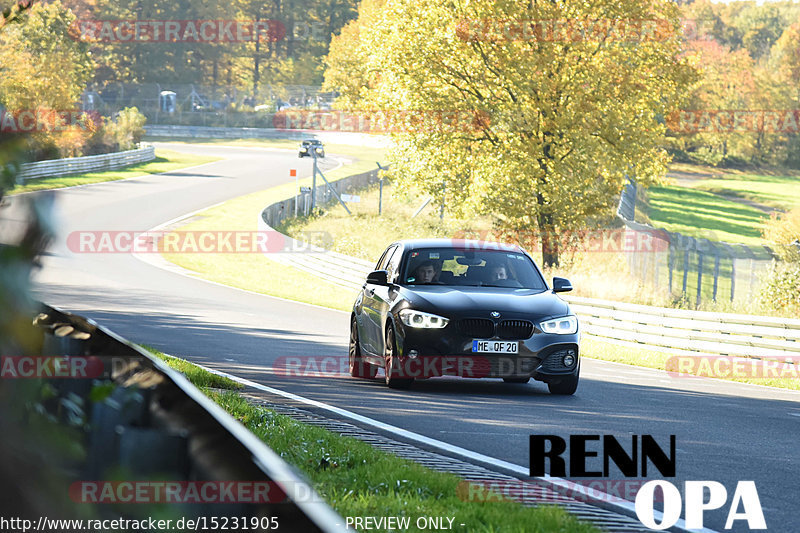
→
(18, 145, 156, 181)
(145, 125, 391, 148)
(3, 303, 346, 531)
(257, 167, 381, 291)
(259, 200, 800, 360)
(568, 295, 800, 359)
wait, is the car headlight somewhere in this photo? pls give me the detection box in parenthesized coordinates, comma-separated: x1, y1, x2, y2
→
(540, 315, 578, 334)
(399, 309, 449, 329)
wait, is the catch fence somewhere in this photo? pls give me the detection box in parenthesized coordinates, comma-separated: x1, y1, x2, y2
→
(618, 181, 777, 306)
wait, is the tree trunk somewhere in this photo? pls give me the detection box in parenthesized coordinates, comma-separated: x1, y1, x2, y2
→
(537, 141, 559, 267)
(253, 15, 261, 97)
(536, 205, 559, 267)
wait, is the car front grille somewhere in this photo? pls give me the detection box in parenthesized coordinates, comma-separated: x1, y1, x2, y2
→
(496, 320, 534, 340)
(458, 319, 495, 339)
(540, 348, 578, 372)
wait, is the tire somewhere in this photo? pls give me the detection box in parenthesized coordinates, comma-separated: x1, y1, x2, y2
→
(547, 372, 579, 395)
(384, 326, 413, 389)
(503, 377, 530, 384)
(349, 320, 377, 379)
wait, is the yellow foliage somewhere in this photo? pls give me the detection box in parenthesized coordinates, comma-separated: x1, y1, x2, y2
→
(763, 208, 800, 262)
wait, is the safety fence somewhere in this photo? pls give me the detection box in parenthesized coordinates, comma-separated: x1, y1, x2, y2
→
(145, 125, 390, 148)
(258, 167, 381, 287)
(19, 145, 155, 181)
(567, 295, 800, 359)
(617, 181, 778, 306)
(259, 192, 800, 360)
(1, 303, 344, 531)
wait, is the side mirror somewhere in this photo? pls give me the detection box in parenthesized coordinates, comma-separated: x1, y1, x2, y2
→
(552, 277, 573, 293)
(366, 270, 390, 286)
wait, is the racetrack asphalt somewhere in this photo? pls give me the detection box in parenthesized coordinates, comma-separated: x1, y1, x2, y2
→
(16, 142, 800, 532)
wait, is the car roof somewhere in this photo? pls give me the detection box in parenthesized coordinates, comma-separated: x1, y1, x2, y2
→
(389, 238, 524, 252)
(302, 139, 322, 143)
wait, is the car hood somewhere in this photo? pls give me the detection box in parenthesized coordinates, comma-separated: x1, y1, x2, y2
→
(399, 286, 570, 320)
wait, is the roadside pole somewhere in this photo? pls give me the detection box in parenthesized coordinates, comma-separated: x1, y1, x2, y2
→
(291, 168, 298, 217)
(311, 151, 318, 211)
(376, 162, 384, 216)
(311, 146, 351, 215)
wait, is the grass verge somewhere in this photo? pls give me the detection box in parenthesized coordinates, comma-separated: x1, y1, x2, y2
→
(135, 343, 600, 532)
(582, 336, 800, 391)
(211, 389, 598, 533)
(10, 149, 220, 194)
(160, 142, 387, 311)
(644, 164, 800, 245)
(140, 344, 243, 390)
(645, 185, 770, 246)
(277, 180, 492, 262)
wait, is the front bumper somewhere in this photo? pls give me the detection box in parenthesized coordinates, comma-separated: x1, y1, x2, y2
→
(394, 323, 579, 381)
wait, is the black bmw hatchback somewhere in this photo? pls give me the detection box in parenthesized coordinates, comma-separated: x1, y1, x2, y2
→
(349, 239, 580, 394)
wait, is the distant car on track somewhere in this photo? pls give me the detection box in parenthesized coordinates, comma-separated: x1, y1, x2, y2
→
(349, 239, 580, 393)
(298, 139, 325, 158)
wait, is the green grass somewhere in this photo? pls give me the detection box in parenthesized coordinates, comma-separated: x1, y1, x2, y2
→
(139, 344, 243, 390)
(10, 149, 220, 194)
(644, 164, 800, 246)
(136, 344, 600, 531)
(582, 336, 800, 390)
(160, 142, 388, 310)
(278, 181, 493, 262)
(645, 185, 770, 245)
(692, 170, 800, 212)
(211, 390, 599, 533)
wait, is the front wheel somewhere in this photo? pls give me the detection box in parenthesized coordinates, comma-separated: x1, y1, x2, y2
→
(349, 320, 377, 379)
(547, 371, 579, 395)
(384, 326, 413, 389)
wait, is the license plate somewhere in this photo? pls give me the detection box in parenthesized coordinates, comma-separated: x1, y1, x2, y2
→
(472, 340, 518, 354)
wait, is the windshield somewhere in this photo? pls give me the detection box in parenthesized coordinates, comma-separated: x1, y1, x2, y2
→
(401, 248, 547, 290)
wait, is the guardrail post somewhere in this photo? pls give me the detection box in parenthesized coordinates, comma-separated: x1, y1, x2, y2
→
(682, 243, 690, 296)
(712, 251, 721, 302)
(668, 244, 674, 294)
(696, 252, 704, 307)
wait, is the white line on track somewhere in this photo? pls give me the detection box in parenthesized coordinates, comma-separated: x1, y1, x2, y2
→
(189, 360, 717, 533)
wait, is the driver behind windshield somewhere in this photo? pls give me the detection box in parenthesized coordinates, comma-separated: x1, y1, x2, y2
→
(488, 263, 508, 282)
(413, 260, 438, 284)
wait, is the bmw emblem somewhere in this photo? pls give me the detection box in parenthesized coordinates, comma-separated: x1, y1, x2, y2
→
(490, 311, 501, 318)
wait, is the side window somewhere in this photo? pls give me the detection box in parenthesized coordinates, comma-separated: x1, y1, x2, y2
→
(386, 247, 403, 282)
(375, 245, 396, 271)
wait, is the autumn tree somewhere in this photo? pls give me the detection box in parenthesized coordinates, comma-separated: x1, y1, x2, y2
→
(0, 0, 93, 111)
(325, 0, 697, 265)
(0, 0, 95, 158)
